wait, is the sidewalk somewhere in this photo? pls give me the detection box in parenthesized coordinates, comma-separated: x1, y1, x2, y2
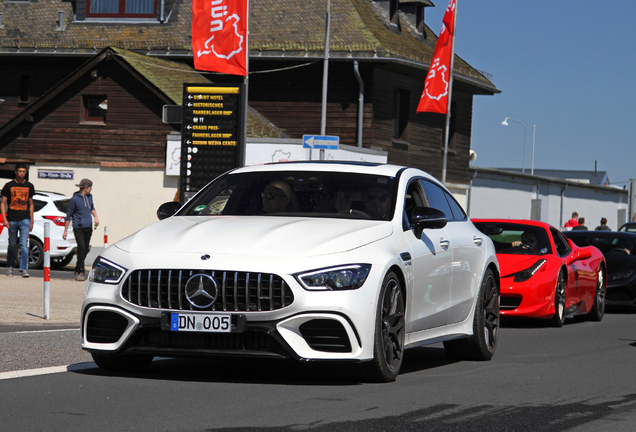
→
(0, 248, 103, 328)
(0, 271, 86, 327)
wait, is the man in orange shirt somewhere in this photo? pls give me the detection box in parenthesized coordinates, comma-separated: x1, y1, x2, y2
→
(0, 163, 35, 277)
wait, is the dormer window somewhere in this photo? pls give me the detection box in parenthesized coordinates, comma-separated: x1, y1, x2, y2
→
(390, 0, 400, 29)
(400, 0, 435, 37)
(87, 0, 156, 18)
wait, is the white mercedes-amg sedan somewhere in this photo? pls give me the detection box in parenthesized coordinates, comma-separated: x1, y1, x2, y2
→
(81, 162, 500, 382)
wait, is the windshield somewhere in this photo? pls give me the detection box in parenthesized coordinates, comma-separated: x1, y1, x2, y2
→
(568, 234, 635, 256)
(474, 222, 552, 255)
(179, 171, 397, 221)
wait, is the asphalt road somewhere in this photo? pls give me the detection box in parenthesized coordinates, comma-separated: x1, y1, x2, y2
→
(2, 312, 636, 431)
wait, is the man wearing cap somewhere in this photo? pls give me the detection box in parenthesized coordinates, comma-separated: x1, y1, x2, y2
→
(63, 179, 100, 281)
(1, 163, 35, 277)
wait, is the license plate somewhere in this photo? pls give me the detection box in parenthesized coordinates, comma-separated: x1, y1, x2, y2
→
(170, 313, 231, 333)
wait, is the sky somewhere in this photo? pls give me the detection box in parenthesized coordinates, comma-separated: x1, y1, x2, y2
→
(425, 1, 636, 187)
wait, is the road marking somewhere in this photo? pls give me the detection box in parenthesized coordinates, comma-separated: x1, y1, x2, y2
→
(12, 328, 80, 334)
(0, 362, 95, 381)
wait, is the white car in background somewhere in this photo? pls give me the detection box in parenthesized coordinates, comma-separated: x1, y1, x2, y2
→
(0, 191, 77, 269)
(82, 162, 500, 382)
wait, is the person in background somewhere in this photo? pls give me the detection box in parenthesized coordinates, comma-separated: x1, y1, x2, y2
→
(563, 211, 579, 230)
(595, 217, 611, 231)
(0, 163, 35, 277)
(572, 217, 588, 231)
(63, 179, 100, 281)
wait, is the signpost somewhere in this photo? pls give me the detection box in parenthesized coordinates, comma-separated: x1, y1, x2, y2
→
(302, 135, 339, 150)
(180, 83, 246, 202)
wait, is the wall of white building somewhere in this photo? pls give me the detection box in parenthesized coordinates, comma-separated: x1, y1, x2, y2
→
(468, 168, 628, 231)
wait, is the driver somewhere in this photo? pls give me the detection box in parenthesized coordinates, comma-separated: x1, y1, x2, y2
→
(363, 186, 391, 219)
(262, 180, 292, 214)
(512, 231, 547, 254)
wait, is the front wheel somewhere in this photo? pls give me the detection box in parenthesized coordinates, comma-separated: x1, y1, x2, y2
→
(359, 271, 405, 382)
(444, 268, 499, 360)
(550, 270, 567, 327)
(587, 266, 605, 322)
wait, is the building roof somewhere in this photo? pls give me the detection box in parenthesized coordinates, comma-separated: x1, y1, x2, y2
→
(0, 0, 498, 94)
(497, 168, 610, 186)
(0, 47, 288, 141)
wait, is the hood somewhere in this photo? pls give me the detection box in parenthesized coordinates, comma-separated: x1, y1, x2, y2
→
(497, 254, 547, 277)
(115, 216, 393, 258)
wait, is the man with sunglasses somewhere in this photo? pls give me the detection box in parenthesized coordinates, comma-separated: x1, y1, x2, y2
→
(1, 163, 35, 277)
(363, 186, 392, 220)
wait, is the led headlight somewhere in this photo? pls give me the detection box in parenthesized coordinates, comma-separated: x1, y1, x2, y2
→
(89, 257, 127, 284)
(513, 259, 547, 283)
(295, 264, 372, 291)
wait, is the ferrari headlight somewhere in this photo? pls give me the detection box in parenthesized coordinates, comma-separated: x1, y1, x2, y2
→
(513, 259, 547, 283)
(295, 264, 372, 291)
(89, 257, 127, 284)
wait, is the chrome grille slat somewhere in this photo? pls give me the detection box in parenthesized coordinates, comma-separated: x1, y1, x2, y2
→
(121, 269, 294, 312)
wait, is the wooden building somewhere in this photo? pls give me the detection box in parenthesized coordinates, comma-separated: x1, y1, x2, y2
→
(0, 0, 499, 241)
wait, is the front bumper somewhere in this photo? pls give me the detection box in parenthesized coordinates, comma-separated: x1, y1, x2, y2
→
(499, 276, 555, 319)
(81, 304, 366, 361)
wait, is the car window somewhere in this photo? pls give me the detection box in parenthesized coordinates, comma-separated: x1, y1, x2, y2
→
(33, 199, 47, 213)
(179, 171, 397, 221)
(474, 222, 552, 255)
(403, 179, 427, 230)
(54, 199, 70, 214)
(569, 234, 635, 256)
(418, 179, 454, 221)
(551, 228, 571, 257)
(444, 191, 467, 221)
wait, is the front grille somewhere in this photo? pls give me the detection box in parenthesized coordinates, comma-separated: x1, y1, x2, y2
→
(299, 319, 352, 353)
(86, 311, 129, 343)
(121, 269, 294, 312)
(606, 287, 635, 303)
(500, 296, 522, 310)
(133, 328, 286, 356)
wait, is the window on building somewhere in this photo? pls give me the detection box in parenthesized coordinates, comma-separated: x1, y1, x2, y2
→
(19, 76, 30, 103)
(87, 0, 156, 18)
(81, 95, 108, 124)
(393, 90, 410, 142)
(390, 0, 400, 29)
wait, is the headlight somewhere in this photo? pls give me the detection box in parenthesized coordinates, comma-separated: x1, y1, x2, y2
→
(513, 259, 547, 283)
(295, 264, 372, 291)
(89, 257, 127, 284)
(609, 269, 636, 282)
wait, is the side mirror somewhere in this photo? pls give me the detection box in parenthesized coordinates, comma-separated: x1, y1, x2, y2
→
(568, 247, 592, 263)
(157, 201, 182, 220)
(410, 207, 447, 239)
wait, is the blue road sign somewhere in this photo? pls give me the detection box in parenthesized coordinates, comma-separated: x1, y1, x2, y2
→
(303, 135, 339, 150)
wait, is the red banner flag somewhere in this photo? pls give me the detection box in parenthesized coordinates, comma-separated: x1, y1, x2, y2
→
(417, 0, 456, 114)
(192, 0, 248, 76)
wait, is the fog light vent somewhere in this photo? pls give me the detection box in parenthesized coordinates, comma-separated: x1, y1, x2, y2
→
(299, 319, 352, 353)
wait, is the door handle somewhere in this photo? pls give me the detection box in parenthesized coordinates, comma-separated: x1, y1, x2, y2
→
(439, 238, 450, 250)
(473, 236, 483, 246)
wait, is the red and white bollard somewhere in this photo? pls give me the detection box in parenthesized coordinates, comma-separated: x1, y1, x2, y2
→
(104, 226, 108, 249)
(43, 222, 50, 320)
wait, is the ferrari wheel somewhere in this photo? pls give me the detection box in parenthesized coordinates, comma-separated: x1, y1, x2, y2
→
(359, 271, 405, 382)
(444, 269, 499, 361)
(550, 270, 567, 327)
(587, 266, 606, 322)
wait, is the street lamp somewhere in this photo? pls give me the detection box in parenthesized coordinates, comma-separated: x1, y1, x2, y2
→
(501, 117, 527, 174)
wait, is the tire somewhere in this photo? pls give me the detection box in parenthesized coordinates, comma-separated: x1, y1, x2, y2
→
(16, 237, 44, 269)
(91, 352, 153, 372)
(550, 270, 567, 327)
(587, 266, 606, 322)
(359, 271, 405, 382)
(51, 253, 74, 269)
(443, 268, 499, 361)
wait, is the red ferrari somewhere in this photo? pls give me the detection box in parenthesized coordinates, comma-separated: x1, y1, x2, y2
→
(473, 219, 606, 326)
